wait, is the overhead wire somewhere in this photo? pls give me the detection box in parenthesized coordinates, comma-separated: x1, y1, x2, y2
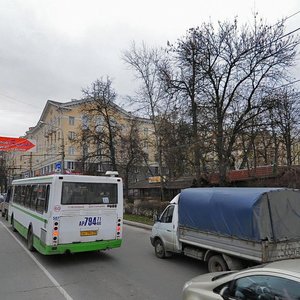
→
(0, 92, 41, 110)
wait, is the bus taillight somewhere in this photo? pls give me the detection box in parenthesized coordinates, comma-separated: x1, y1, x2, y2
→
(116, 218, 122, 238)
(52, 221, 59, 245)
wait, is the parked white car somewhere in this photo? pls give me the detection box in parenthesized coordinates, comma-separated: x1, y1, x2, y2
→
(182, 259, 300, 300)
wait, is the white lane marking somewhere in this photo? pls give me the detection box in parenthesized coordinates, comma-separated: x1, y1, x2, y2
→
(0, 220, 73, 300)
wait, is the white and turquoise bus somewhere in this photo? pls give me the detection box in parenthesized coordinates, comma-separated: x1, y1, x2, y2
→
(8, 174, 123, 255)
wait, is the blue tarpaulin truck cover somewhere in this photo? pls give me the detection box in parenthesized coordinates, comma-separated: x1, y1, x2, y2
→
(178, 187, 300, 242)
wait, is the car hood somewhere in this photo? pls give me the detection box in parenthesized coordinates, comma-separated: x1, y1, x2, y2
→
(187, 271, 232, 284)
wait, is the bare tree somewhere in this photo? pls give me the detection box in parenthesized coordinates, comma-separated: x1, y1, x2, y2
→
(75, 77, 120, 173)
(268, 88, 300, 167)
(123, 42, 171, 200)
(156, 112, 193, 179)
(118, 118, 147, 199)
(159, 33, 209, 184)
(0, 153, 8, 192)
(168, 18, 299, 184)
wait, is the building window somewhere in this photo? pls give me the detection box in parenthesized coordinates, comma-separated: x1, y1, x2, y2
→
(67, 161, 75, 170)
(82, 115, 88, 129)
(68, 131, 76, 140)
(68, 147, 75, 155)
(95, 116, 103, 132)
(144, 128, 149, 136)
(69, 116, 75, 126)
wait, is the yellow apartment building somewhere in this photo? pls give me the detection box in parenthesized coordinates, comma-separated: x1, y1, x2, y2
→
(7, 99, 158, 182)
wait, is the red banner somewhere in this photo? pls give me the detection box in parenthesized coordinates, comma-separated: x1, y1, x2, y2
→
(0, 136, 35, 152)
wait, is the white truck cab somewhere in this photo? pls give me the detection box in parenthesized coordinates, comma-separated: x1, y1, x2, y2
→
(150, 187, 300, 273)
(150, 195, 181, 258)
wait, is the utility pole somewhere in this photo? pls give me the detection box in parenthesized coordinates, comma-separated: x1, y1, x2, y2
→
(29, 152, 32, 177)
(60, 132, 65, 174)
(39, 121, 65, 174)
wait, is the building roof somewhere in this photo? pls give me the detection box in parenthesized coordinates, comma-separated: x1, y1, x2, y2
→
(27, 98, 153, 135)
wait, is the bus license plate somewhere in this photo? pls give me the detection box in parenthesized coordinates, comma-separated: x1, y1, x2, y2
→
(80, 230, 98, 236)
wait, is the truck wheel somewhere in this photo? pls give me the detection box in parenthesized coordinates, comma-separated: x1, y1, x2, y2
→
(27, 228, 34, 251)
(208, 255, 228, 272)
(154, 239, 166, 259)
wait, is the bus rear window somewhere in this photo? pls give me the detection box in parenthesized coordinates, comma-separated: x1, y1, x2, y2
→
(61, 182, 118, 205)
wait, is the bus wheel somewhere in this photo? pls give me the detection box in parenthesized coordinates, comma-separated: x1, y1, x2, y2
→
(27, 228, 34, 251)
(208, 255, 228, 273)
(154, 239, 166, 259)
(11, 216, 17, 232)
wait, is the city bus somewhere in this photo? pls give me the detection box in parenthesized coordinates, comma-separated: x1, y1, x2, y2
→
(8, 173, 123, 255)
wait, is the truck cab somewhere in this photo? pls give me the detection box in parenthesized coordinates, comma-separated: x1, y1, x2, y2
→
(150, 195, 180, 258)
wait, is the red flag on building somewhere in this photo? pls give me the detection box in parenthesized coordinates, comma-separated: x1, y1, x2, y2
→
(0, 136, 35, 152)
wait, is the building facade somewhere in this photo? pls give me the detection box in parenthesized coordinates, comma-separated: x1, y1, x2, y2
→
(6, 99, 158, 183)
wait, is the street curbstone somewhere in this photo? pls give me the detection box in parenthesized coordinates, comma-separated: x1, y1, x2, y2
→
(123, 220, 152, 230)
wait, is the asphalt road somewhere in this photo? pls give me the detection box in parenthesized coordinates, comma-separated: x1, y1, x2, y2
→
(0, 218, 206, 300)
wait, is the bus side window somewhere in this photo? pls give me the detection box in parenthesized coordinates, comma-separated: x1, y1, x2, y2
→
(22, 186, 28, 207)
(25, 186, 32, 208)
(14, 186, 21, 204)
(31, 185, 38, 211)
(44, 185, 50, 213)
(36, 185, 46, 214)
(20, 186, 24, 205)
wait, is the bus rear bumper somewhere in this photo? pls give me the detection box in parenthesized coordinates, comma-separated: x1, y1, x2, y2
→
(35, 239, 123, 255)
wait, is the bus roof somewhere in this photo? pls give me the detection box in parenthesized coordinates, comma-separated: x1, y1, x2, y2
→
(12, 174, 122, 184)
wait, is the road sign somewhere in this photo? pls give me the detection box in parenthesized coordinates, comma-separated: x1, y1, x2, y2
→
(55, 162, 61, 171)
(0, 136, 35, 151)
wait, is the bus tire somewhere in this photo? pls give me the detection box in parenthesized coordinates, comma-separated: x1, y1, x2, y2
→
(208, 255, 228, 273)
(154, 238, 166, 259)
(27, 228, 34, 251)
(11, 215, 17, 232)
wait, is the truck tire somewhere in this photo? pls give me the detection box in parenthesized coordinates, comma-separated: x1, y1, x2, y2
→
(154, 239, 166, 259)
(208, 255, 228, 272)
(27, 227, 34, 251)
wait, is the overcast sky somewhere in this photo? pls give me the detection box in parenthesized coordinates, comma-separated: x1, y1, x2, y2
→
(1, 0, 299, 137)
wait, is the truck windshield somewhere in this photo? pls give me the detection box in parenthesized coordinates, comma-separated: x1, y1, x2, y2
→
(61, 182, 118, 205)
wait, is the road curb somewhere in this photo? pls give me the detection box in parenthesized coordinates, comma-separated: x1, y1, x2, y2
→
(123, 220, 152, 230)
